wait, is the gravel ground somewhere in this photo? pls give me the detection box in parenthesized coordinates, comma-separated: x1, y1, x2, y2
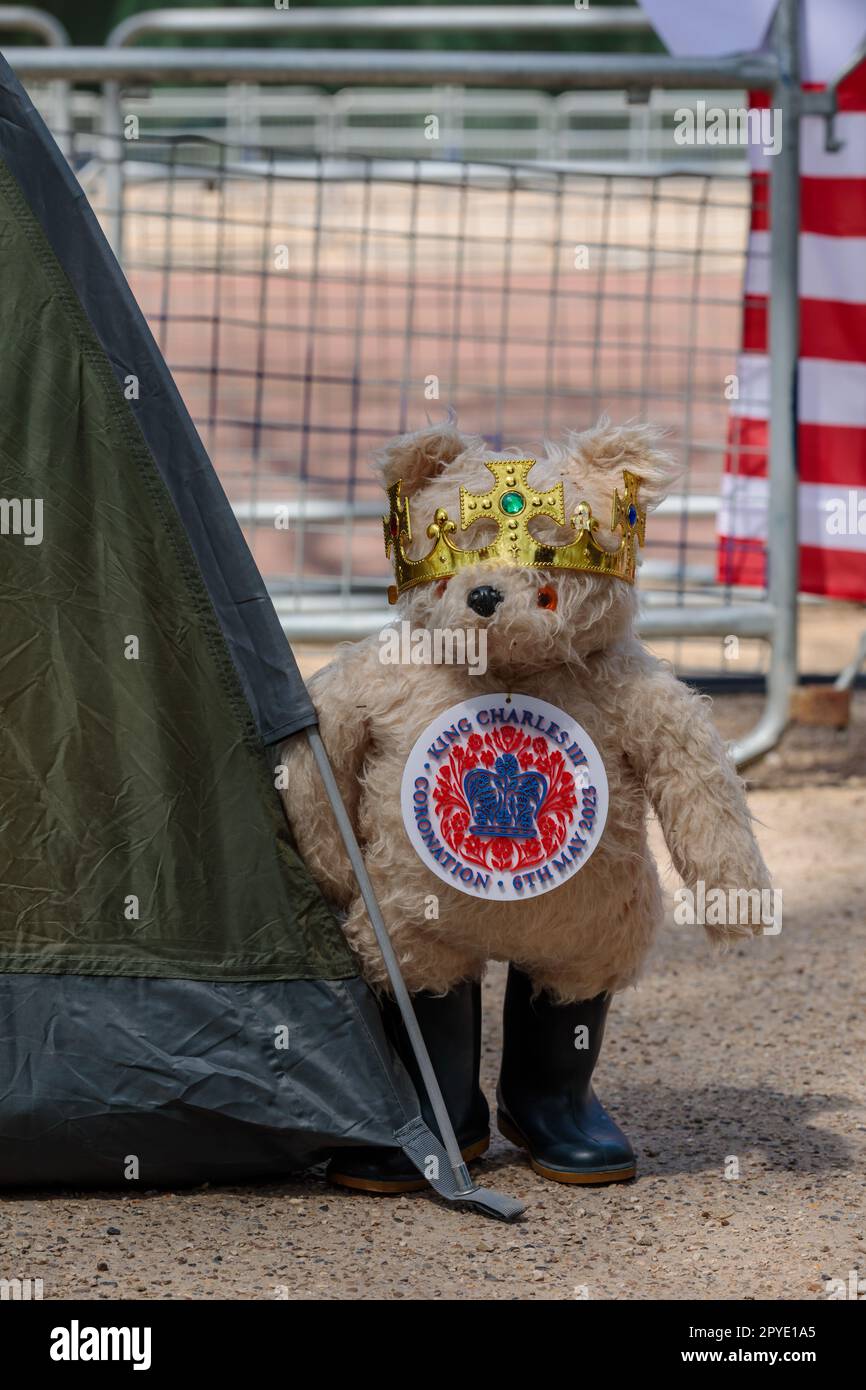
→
(1, 696, 864, 1301)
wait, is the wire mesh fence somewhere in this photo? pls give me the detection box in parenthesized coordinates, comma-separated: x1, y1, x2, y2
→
(63, 128, 765, 669)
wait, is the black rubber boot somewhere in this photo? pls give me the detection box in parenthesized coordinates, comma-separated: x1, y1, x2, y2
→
(328, 982, 490, 1194)
(497, 966, 635, 1184)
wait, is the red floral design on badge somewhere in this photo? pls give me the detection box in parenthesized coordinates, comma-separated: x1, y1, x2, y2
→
(432, 725, 578, 872)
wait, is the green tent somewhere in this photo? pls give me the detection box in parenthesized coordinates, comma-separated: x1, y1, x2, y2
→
(0, 51, 519, 1220)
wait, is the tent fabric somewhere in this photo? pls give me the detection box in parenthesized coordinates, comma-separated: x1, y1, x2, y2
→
(0, 975, 423, 1188)
(0, 52, 443, 1192)
(0, 153, 349, 981)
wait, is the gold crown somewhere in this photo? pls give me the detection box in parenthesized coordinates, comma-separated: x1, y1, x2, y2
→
(383, 459, 646, 603)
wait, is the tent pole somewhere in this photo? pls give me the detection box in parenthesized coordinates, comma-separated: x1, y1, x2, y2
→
(305, 727, 480, 1194)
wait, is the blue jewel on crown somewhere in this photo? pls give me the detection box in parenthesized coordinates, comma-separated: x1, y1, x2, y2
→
(463, 753, 548, 841)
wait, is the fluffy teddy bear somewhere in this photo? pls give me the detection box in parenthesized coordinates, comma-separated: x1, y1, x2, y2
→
(279, 417, 770, 1192)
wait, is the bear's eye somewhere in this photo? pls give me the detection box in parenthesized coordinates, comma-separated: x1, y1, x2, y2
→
(537, 585, 557, 611)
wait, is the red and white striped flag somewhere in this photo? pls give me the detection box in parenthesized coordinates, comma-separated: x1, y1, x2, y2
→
(717, 59, 866, 600)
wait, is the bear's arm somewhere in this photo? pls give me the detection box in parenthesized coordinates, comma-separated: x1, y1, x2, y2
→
(276, 640, 376, 909)
(621, 657, 772, 944)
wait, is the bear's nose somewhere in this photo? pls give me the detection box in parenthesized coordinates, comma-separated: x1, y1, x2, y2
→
(466, 585, 504, 617)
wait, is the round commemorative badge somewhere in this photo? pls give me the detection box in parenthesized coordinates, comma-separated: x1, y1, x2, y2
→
(401, 693, 608, 901)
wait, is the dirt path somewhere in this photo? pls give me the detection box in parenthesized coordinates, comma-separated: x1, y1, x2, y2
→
(2, 744, 864, 1300)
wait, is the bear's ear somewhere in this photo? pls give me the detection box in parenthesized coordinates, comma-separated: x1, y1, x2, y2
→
(564, 416, 682, 510)
(373, 417, 473, 495)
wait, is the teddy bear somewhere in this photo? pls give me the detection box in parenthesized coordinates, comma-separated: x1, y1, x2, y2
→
(279, 416, 771, 1193)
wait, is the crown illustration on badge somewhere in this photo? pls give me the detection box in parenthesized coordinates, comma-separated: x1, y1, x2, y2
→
(383, 459, 646, 602)
(463, 753, 548, 841)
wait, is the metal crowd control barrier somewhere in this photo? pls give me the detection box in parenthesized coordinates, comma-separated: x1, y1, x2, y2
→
(106, 5, 654, 45)
(0, 5, 68, 148)
(5, 0, 804, 764)
(0, 3, 66, 44)
(99, 7, 654, 257)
